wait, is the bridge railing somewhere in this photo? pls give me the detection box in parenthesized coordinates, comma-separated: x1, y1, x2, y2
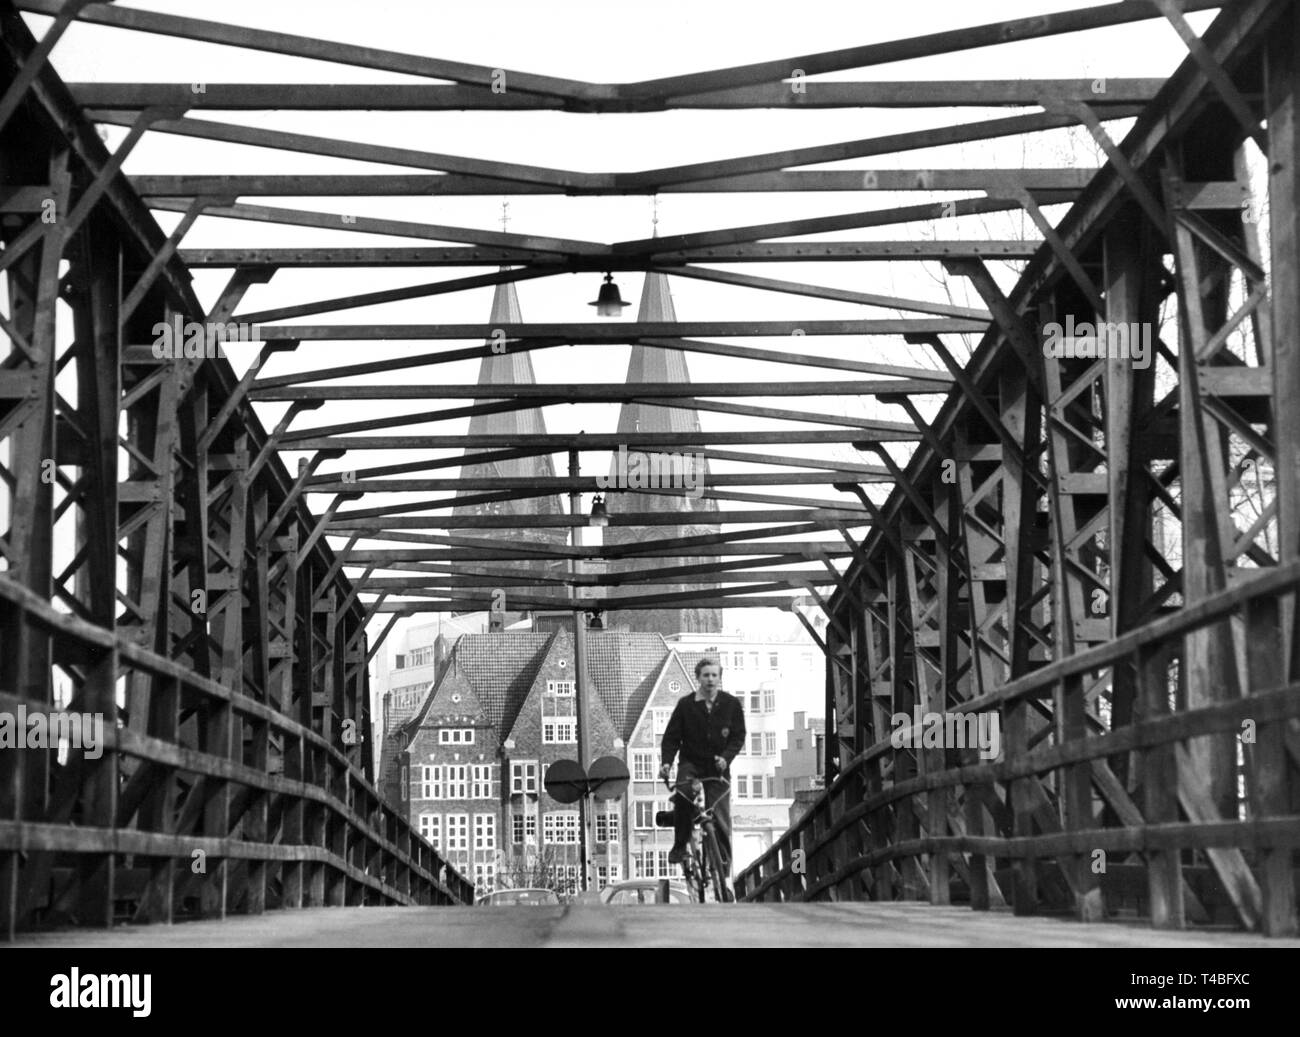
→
(736, 560, 1300, 934)
(0, 574, 473, 938)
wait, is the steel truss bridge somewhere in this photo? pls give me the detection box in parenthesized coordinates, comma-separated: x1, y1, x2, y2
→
(1, 0, 1298, 943)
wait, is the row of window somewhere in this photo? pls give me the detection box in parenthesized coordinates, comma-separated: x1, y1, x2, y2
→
(415, 759, 780, 803)
(418, 812, 496, 851)
(400, 646, 436, 669)
(631, 850, 678, 879)
(542, 719, 576, 744)
(413, 764, 496, 801)
(420, 810, 620, 851)
(723, 651, 814, 671)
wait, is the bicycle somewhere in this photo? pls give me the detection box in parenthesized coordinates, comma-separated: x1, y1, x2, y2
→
(656, 774, 734, 904)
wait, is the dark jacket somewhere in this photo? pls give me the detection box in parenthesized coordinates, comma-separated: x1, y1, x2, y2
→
(660, 690, 746, 774)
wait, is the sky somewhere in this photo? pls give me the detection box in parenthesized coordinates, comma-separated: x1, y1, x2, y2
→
(15, 0, 1225, 656)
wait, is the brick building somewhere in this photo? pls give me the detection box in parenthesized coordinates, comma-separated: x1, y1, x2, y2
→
(390, 628, 683, 897)
(382, 625, 827, 894)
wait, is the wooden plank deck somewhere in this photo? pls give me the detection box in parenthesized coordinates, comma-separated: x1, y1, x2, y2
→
(12, 903, 1300, 948)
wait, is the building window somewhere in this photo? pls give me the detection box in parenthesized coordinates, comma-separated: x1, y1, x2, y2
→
(418, 813, 438, 844)
(514, 812, 537, 843)
(595, 810, 620, 844)
(651, 708, 670, 736)
(768, 652, 779, 669)
(795, 737, 804, 751)
(445, 814, 469, 851)
(732, 651, 744, 669)
(443, 764, 468, 799)
(763, 688, 775, 713)
(764, 732, 776, 756)
(510, 760, 538, 795)
(634, 851, 665, 878)
(801, 652, 814, 669)
(406, 646, 435, 668)
(547, 680, 575, 696)
(474, 861, 496, 892)
(766, 775, 775, 799)
(749, 691, 762, 715)
(439, 728, 474, 745)
(750, 733, 762, 756)
(472, 764, 496, 800)
(415, 765, 438, 799)
(597, 863, 621, 888)
(474, 813, 496, 851)
(543, 719, 577, 744)
(632, 750, 657, 782)
(634, 801, 656, 829)
(748, 652, 759, 669)
(543, 811, 580, 844)
(553, 864, 579, 898)
(736, 776, 749, 798)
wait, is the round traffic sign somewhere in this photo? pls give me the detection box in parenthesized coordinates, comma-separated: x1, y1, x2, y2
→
(587, 755, 630, 800)
(543, 758, 587, 804)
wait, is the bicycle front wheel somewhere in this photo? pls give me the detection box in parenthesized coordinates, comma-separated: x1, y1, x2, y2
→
(703, 825, 727, 903)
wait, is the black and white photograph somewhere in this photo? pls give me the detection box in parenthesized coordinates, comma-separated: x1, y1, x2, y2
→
(0, 0, 1296, 1012)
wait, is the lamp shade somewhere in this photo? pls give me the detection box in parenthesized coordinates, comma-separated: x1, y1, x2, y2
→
(588, 273, 630, 317)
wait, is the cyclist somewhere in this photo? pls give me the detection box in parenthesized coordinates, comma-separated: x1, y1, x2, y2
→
(658, 655, 745, 871)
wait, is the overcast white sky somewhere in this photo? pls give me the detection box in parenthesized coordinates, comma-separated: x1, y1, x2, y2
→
(20, 1, 1222, 647)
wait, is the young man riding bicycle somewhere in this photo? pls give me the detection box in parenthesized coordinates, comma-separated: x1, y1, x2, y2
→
(658, 656, 745, 877)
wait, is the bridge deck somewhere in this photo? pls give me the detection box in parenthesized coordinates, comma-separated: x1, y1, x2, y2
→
(13, 904, 1299, 949)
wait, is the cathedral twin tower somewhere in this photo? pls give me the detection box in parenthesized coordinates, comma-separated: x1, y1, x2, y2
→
(448, 271, 723, 638)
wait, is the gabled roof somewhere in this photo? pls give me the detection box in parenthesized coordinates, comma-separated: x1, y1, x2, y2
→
(672, 648, 711, 684)
(585, 630, 672, 740)
(405, 631, 554, 736)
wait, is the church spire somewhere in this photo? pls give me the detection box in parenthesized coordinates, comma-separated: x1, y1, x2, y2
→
(603, 271, 722, 637)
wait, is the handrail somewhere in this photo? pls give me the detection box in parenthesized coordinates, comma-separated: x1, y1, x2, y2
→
(0, 572, 475, 920)
(737, 557, 1300, 923)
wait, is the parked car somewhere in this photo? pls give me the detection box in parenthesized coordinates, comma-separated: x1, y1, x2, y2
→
(476, 888, 560, 907)
(600, 880, 693, 905)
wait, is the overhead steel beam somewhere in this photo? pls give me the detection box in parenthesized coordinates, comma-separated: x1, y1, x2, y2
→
(327, 508, 870, 530)
(177, 241, 1042, 267)
(251, 379, 952, 402)
(613, 0, 1226, 101)
(281, 430, 920, 450)
(137, 169, 1092, 197)
(308, 470, 887, 492)
(17, 0, 605, 103)
(73, 80, 1162, 111)
(249, 319, 989, 341)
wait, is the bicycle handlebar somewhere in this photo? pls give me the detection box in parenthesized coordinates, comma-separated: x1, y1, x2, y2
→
(662, 774, 732, 796)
